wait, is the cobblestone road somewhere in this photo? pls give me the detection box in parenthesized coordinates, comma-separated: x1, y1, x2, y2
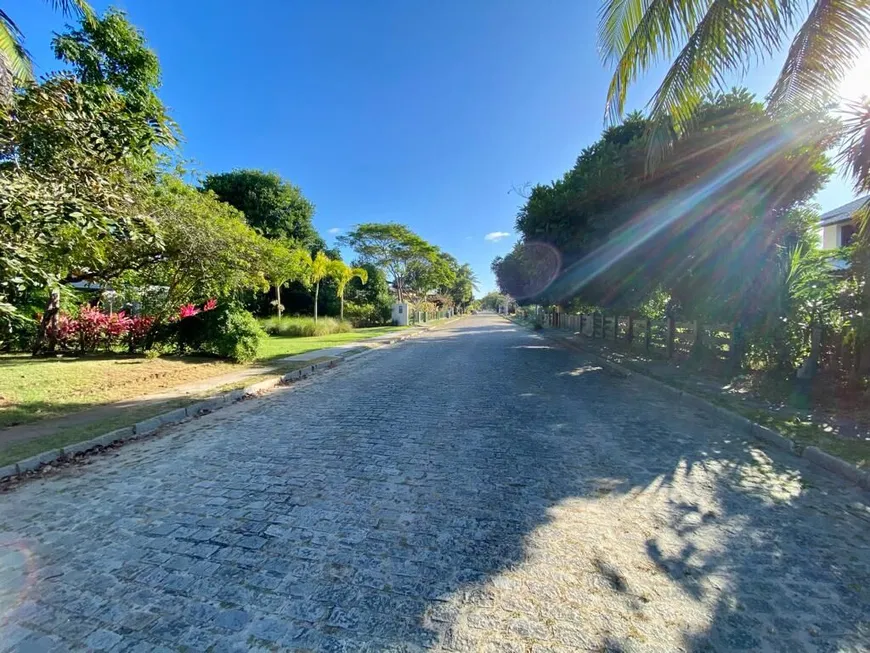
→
(1, 315, 869, 652)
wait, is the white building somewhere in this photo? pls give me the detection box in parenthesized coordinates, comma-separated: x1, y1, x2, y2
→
(819, 197, 864, 251)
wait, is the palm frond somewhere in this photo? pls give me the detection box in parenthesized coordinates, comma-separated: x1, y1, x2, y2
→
(599, 0, 711, 124)
(640, 0, 799, 166)
(651, 0, 796, 125)
(44, 0, 92, 17)
(769, 0, 870, 111)
(837, 98, 870, 196)
(0, 15, 31, 81)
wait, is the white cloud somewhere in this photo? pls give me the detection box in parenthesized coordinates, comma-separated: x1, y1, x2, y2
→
(484, 231, 511, 242)
(327, 227, 342, 235)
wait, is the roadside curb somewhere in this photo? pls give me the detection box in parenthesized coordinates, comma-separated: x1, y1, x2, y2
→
(511, 317, 870, 492)
(0, 316, 466, 485)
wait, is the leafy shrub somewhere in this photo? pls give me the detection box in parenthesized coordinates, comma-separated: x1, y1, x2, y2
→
(343, 301, 391, 328)
(210, 308, 264, 362)
(168, 304, 264, 362)
(127, 315, 155, 352)
(260, 316, 352, 338)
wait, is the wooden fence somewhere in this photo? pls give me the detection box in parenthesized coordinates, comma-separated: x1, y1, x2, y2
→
(518, 307, 866, 375)
(527, 309, 736, 367)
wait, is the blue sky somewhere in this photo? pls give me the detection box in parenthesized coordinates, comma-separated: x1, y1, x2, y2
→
(11, 0, 862, 294)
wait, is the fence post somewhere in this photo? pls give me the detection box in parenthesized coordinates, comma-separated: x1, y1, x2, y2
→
(645, 319, 651, 352)
(690, 320, 701, 358)
(627, 315, 634, 345)
(666, 317, 676, 358)
(729, 323, 744, 374)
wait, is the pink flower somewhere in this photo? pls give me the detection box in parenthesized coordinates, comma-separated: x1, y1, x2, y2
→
(203, 298, 217, 312)
(178, 303, 200, 319)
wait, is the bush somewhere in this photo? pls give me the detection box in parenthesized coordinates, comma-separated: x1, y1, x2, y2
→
(343, 301, 391, 328)
(259, 316, 352, 338)
(165, 304, 265, 362)
(210, 308, 264, 362)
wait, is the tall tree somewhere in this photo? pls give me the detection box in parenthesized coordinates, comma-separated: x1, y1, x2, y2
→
(448, 263, 479, 309)
(329, 260, 368, 321)
(0, 10, 175, 347)
(262, 242, 310, 320)
(338, 223, 438, 302)
(498, 91, 833, 322)
(201, 170, 320, 247)
(301, 250, 332, 322)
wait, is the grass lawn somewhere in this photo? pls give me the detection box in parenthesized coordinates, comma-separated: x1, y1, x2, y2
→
(0, 325, 406, 431)
(258, 325, 406, 361)
(0, 358, 326, 467)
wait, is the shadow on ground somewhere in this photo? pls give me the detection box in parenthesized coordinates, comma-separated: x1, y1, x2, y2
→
(0, 318, 868, 651)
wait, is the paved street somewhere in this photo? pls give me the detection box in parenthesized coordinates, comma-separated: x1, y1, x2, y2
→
(0, 314, 868, 652)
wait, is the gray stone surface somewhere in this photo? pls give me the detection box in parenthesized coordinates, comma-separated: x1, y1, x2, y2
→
(13, 450, 59, 473)
(0, 315, 868, 652)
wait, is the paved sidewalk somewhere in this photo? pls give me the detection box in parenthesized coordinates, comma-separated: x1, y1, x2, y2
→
(0, 315, 867, 651)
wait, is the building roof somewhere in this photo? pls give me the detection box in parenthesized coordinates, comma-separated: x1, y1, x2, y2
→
(819, 196, 869, 226)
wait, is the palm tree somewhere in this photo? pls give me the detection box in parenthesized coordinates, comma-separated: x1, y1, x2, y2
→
(309, 250, 331, 322)
(598, 0, 870, 186)
(330, 260, 368, 321)
(1, 1, 93, 85)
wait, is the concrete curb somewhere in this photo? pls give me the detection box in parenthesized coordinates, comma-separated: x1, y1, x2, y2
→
(514, 317, 869, 491)
(0, 317, 468, 484)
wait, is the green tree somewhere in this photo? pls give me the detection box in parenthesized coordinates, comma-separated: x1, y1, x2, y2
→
(598, 0, 870, 182)
(479, 291, 506, 311)
(500, 91, 833, 320)
(448, 263, 479, 310)
(129, 177, 271, 319)
(298, 250, 332, 322)
(262, 242, 310, 320)
(0, 10, 175, 348)
(338, 223, 438, 302)
(51, 8, 175, 152)
(201, 170, 319, 246)
(329, 260, 368, 321)
(406, 250, 458, 300)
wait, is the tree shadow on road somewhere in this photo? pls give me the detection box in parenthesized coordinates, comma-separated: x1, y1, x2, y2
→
(323, 325, 870, 651)
(2, 319, 868, 651)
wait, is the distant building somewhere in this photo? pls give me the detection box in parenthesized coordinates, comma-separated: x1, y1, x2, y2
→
(818, 197, 866, 271)
(819, 197, 864, 251)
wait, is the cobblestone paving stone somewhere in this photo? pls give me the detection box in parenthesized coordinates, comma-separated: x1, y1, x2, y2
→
(0, 315, 869, 652)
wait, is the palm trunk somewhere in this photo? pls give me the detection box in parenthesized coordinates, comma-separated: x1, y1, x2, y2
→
(314, 281, 319, 322)
(340, 293, 344, 321)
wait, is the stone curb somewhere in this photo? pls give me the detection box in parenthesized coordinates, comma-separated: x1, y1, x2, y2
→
(513, 317, 870, 491)
(0, 316, 467, 484)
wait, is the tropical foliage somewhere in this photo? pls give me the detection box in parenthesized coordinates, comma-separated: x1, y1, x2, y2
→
(492, 89, 861, 374)
(0, 9, 476, 358)
(598, 0, 870, 182)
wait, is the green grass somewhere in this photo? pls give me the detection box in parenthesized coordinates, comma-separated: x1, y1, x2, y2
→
(0, 353, 241, 429)
(0, 325, 405, 432)
(260, 316, 353, 338)
(0, 358, 322, 467)
(257, 326, 406, 361)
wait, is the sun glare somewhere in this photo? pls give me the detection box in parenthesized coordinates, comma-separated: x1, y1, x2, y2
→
(840, 48, 870, 104)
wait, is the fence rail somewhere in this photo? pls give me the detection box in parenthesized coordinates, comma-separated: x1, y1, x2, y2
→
(529, 309, 738, 368)
(518, 307, 865, 376)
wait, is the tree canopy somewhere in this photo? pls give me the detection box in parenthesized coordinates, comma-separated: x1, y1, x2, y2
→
(338, 223, 439, 302)
(494, 90, 835, 325)
(201, 170, 320, 248)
